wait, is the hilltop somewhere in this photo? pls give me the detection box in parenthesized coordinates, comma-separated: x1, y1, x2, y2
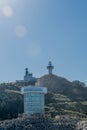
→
(0, 68, 87, 120)
(38, 74, 87, 116)
(38, 74, 87, 100)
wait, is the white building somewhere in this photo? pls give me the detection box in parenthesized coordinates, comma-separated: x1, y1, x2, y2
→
(24, 68, 37, 83)
(21, 86, 47, 115)
(16, 68, 37, 85)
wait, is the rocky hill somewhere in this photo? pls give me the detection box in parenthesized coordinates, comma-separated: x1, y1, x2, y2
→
(38, 74, 87, 100)
(37, 74, 87, 117)
(38, 74, 72, 93)
(0, 73, 87, 120)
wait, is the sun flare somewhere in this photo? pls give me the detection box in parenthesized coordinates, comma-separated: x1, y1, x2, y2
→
(2, 5, 13, 17)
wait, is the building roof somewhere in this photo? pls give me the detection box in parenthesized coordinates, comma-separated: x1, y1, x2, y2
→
(21, 86, 47, 94)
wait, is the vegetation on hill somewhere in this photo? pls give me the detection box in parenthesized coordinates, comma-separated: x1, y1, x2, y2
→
(39, 74, 87, 117)
(0, 83, 23, 120)
(0, 74, 87, 120)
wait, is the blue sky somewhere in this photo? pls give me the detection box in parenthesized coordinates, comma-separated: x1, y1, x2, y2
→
(0, 0, 87, 84)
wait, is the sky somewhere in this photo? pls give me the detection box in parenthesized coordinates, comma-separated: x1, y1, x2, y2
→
(0, 0, 87, 84)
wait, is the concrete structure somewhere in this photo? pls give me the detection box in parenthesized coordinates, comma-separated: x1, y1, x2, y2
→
(47, 61, 54, 74)
(16, 68, 37, 85)
(24, 68, 37, 83)
(21, 86, 47, 115)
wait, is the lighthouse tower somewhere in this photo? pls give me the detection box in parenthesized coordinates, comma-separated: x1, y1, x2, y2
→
(47, 61, 54, 75)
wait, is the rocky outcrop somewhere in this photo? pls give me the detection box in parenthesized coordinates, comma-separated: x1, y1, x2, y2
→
(0, 115, 78, 130)
(76, 120, 87, 130)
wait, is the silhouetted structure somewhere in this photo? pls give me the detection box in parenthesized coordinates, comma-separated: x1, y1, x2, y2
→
(47, 61, 54, 74)
(24, 68, 37, 85)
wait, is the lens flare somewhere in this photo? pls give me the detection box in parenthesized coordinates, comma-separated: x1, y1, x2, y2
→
(15, 25, 28, 37)
(2, 6, 13, 17)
